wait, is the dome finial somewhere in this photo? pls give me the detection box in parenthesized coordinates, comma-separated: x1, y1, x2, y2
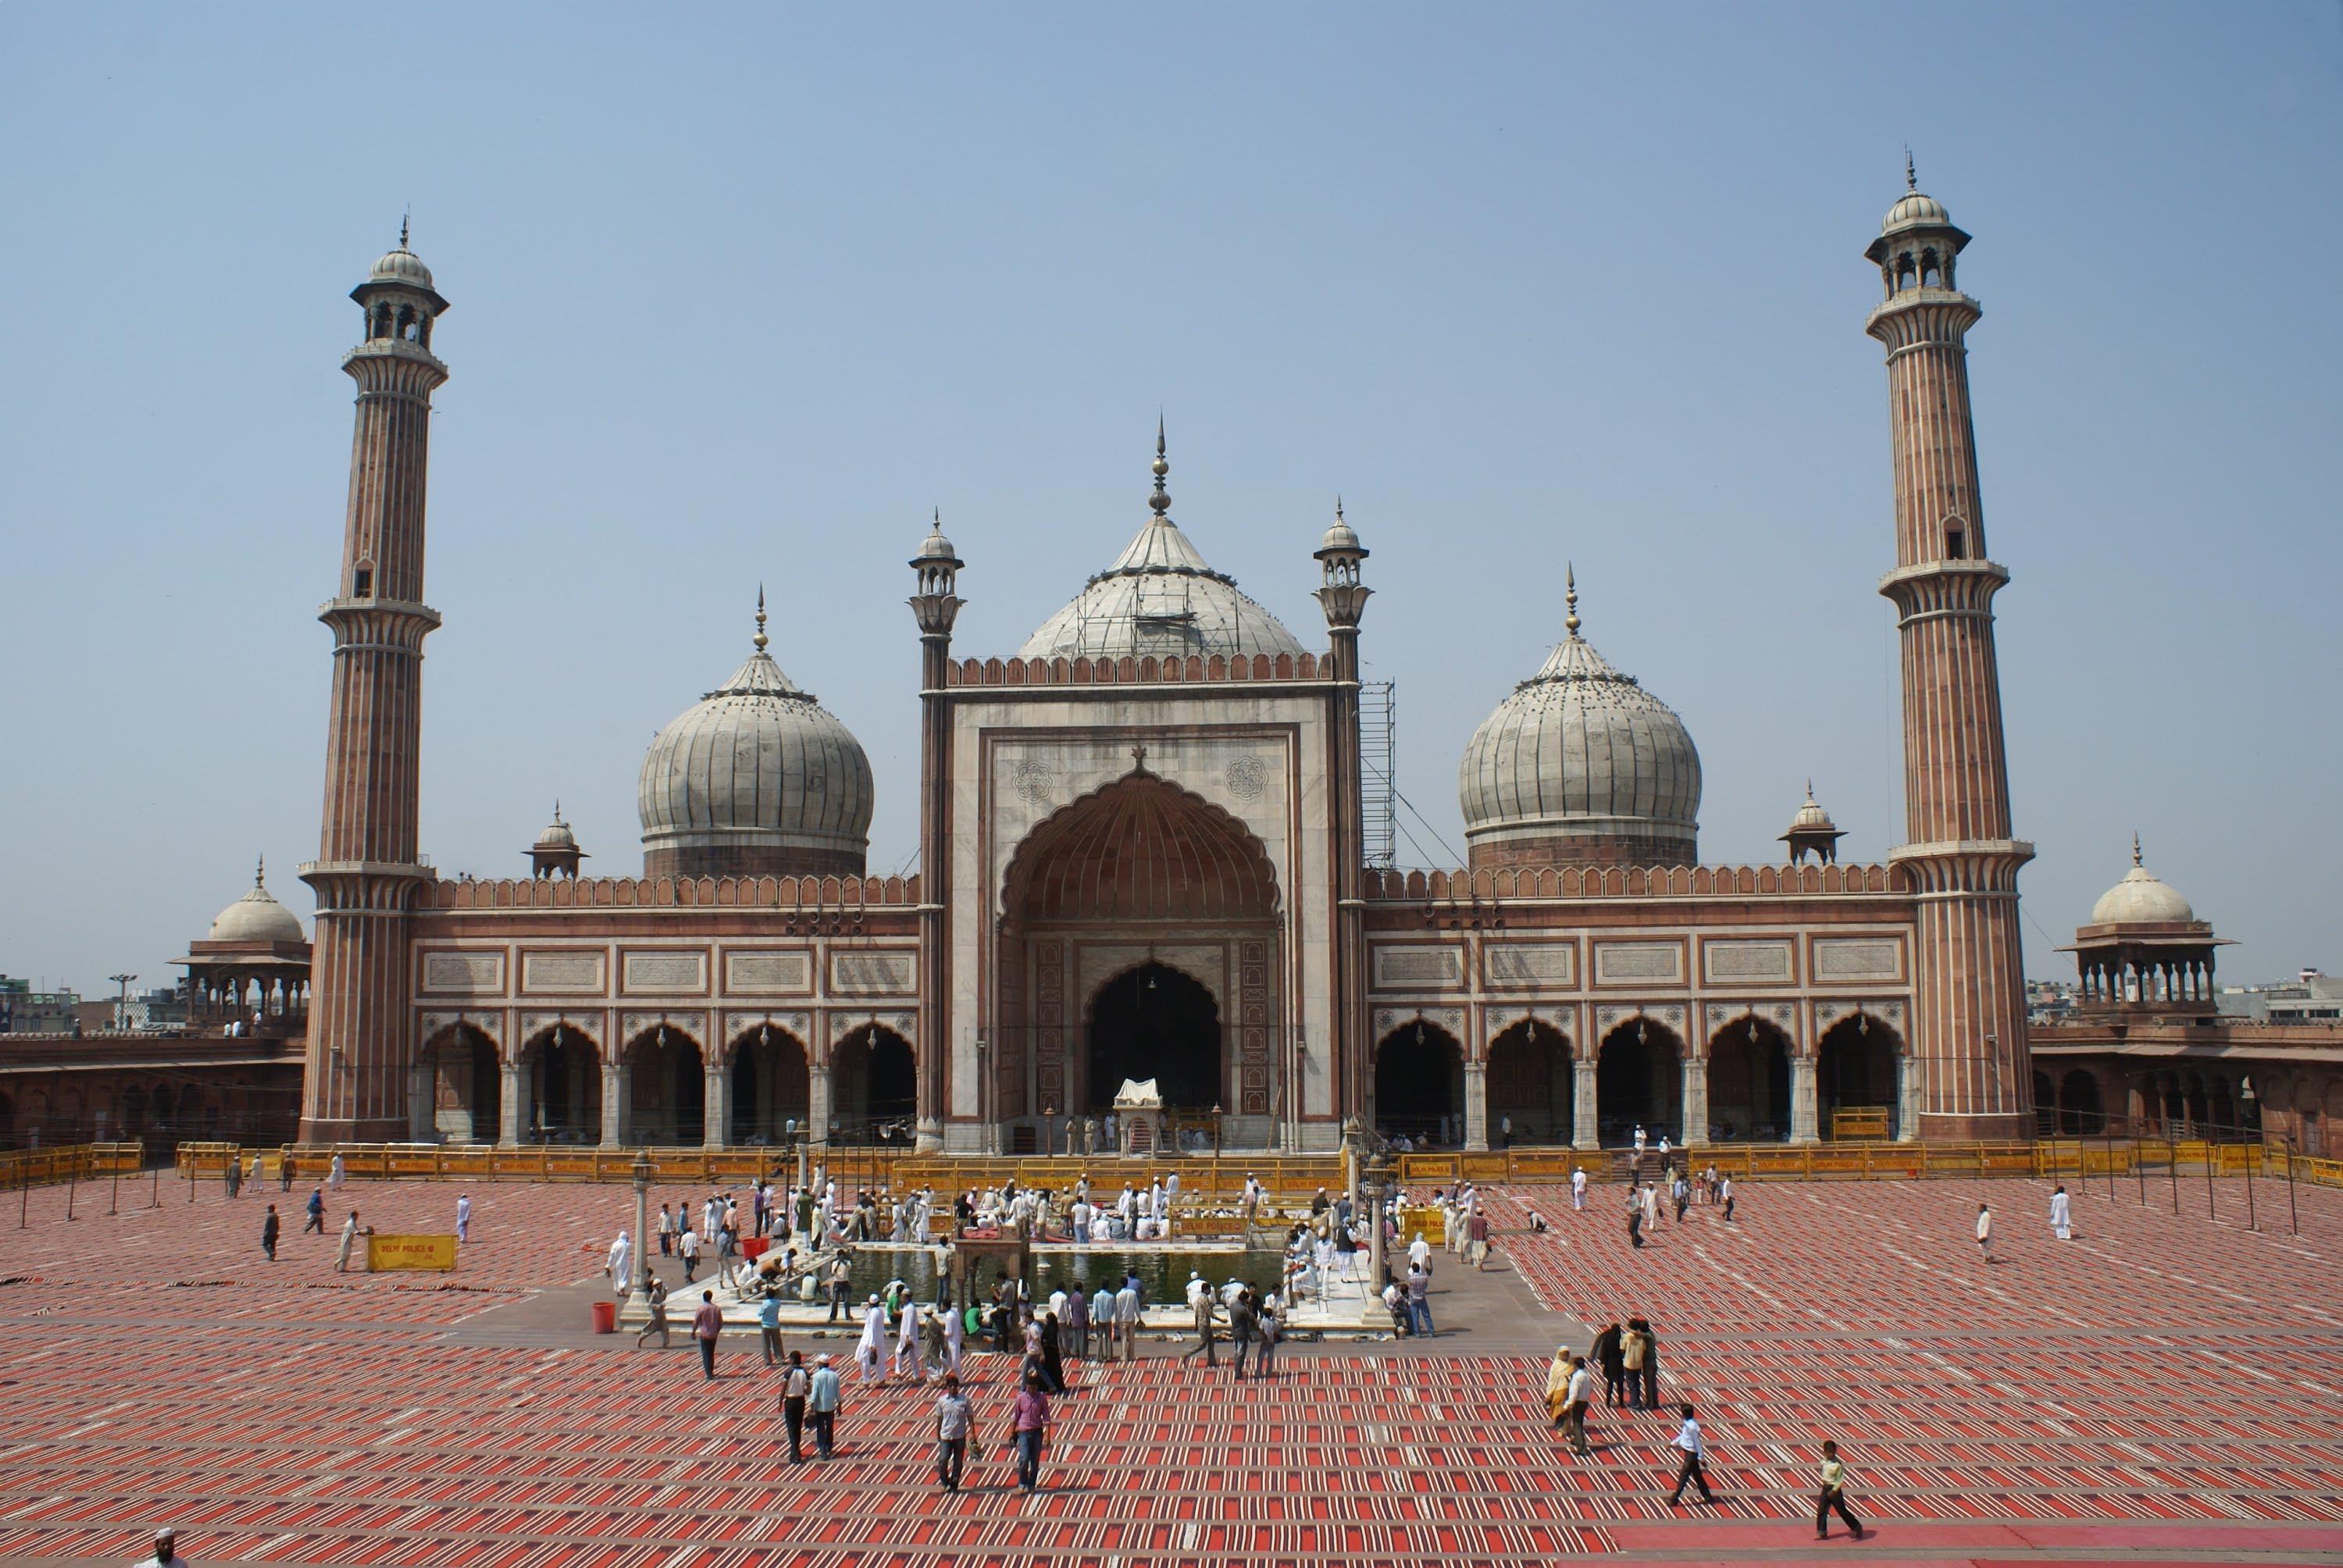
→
(399, 208, 410, 251)
(1149, 415, 1172, 515)
(2132, 830, 2142, 868)
(255, 854, 266, 889)
(753, 585, 769, 651)
(552, 799, 563, 825)
(1905, 148, 1917, 192)
(1564, 563, 1580, 636)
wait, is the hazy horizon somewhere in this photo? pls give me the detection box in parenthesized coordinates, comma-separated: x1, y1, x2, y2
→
(3, 4, 2338, 1001)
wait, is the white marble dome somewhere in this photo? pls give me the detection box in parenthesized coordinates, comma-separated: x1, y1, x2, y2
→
(209, 862, 305, 944)
(2089, 843, 2194, 926)
(1017, 433, 1304, 663)
(369, 244, 435, 290)
(1881, 188, 1951, 233)
(637, 612, 873, 876)
(1458, 579, 1701, 864)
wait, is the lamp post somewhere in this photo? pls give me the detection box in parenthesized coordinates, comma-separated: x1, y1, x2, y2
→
(629, 1149, 653, 1298)
(109, 973, 137, 1032)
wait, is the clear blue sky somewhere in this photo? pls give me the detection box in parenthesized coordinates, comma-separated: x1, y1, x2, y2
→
(3, 4, 2338, 999)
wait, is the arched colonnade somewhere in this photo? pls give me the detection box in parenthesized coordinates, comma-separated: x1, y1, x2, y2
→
(1369, 1007, 1910, 1149)
(413, 1017, 915, 1149)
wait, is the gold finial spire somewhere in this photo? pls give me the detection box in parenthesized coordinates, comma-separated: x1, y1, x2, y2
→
(1905, 149, 1917, 192)
(1149, 416, 1172, 516)
(753, 585, 769, 651)
(2131, 831, 2142, 868)
(255, 855, 266, 889)
(1564, 563, 1580, 636)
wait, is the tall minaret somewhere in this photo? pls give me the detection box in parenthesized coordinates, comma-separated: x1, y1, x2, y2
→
(908, 508, 964, 1154)
(299, 227, 450, 1142)
(1314, 501, 1371, 1145)
(1865, 163, 2035, 1142)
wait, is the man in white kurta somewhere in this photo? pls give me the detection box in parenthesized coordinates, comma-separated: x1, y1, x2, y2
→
(1571, 1167, 1588, 1210)
(890, 1295, 923, 1378)
(942, 1295, 965, 1374)
(856, 1295, 886, 1380)
(607, 1231, 633, 1297)
(2049, 1185, 2073, 1241)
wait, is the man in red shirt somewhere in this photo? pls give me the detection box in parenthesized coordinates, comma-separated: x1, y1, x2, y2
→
(692, 1289, 723, 1381)
(1009, 1367, 1051, 1494)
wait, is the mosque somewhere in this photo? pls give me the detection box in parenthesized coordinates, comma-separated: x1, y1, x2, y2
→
(275, 176, 2045, 1157)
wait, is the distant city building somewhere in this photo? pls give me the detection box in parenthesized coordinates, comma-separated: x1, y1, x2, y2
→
(0, 978, 80, 1035)
(2219, 971, 2341, 1024)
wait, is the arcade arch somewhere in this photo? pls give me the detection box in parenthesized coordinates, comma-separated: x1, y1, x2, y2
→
(1597, 1017, 1681, 1145)
(1706, 1015, 1792, 1143)
(1485, 1019, 1572, 1145)
(1375, 1021, 1463, 1146)
(519, 1025, 601, 1144)
(727, 1024, 810, 1146)
(1817, 1013, 1903, 1140)
(420, 1023, 500, 1144)
(833, 1024, 915, 1144)
(622, 1025, 704, 1146)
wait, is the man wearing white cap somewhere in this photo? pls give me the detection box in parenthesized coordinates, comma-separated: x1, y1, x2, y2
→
(130, 1526, 184, 1566)
(808, 1354, 843, 1459)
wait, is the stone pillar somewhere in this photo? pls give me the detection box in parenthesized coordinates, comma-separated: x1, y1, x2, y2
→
(1680, 1057, 1708, 1148)
(601, 1063, 622, 1149)
(1572, 1057, 1599, 1148)
(497, 1060, 521, 1149)
(703, 1059, 727, 1150)
(1895, 1052, 1917, 1142)
(1463, 1061, 1489, 1152)
(1790, 1055, 1820, 1144)
(808, 1064, 833, 1151)
(409, 1059, 433, 1142)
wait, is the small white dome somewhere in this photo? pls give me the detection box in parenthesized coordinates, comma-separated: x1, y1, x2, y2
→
(209, 862, 305, 944)
(1787, 784, 1836, 833)
(2090, 842, 2194, 925)
(1881, 190, 1950, 233)
(534, 807, 577, 850)
(369, 244, 435, 290)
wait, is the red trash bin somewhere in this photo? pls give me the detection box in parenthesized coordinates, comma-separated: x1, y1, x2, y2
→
(743, 1237, 769, 1262)
(590, 1299, 618, 1334)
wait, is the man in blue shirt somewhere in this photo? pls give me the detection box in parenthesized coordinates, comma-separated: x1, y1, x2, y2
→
(808, 1354, 843, 1459)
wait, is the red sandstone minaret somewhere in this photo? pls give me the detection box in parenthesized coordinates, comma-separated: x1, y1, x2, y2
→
(298, 226, 449, 1143)
(908, 508, 965, 1153)
(1314, 501, 1371, 1139)
(1867, 162, 2035, 1142)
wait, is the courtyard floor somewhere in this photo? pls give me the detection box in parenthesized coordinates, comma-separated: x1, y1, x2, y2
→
(0, 1169, 2338, 1564)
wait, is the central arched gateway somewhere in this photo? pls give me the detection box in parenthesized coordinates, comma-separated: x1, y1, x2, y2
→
(996, 768, 1282, 1146)
(1088, 961, 1221, 1112)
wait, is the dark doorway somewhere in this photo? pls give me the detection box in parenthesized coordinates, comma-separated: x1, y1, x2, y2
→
(835, 1025, 916, 1143)
(1088, 963, 1221, 1112)
(1706, 1018, 1792, 1142)
(2058, 1069, 2104, 1135)
(729, 1028, 811, 1146)
(1486, 1021, 1571, 1144)
(522, 1027, 601, 1144)
(1596, 1021, 1681, 1144)
(1375, 1022, 1462, 1146)
(624, 1029, 704, 1146)
(1817, 1015, 1900, 1140)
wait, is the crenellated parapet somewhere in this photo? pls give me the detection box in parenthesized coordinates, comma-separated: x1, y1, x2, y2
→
(943, 650, 1332, 689)
(1363, 861, 1899, 903)
(423, 871, 922, 911)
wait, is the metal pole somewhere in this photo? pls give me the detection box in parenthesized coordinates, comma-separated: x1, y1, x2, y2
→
(66, 1161, 76, 1221)
(2203, 1131, 2216, 1220)
(2135, 1116, 2147, 1206)
(2285, 1139, 2298, 1236)
(110, 1162, 119, 1217)
(2168, 1135, 2179, 1214)
(2242, 1131, 2257, 1232)
(17, 1164, 26, 1228)
(151, 1161, 160, 1209)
